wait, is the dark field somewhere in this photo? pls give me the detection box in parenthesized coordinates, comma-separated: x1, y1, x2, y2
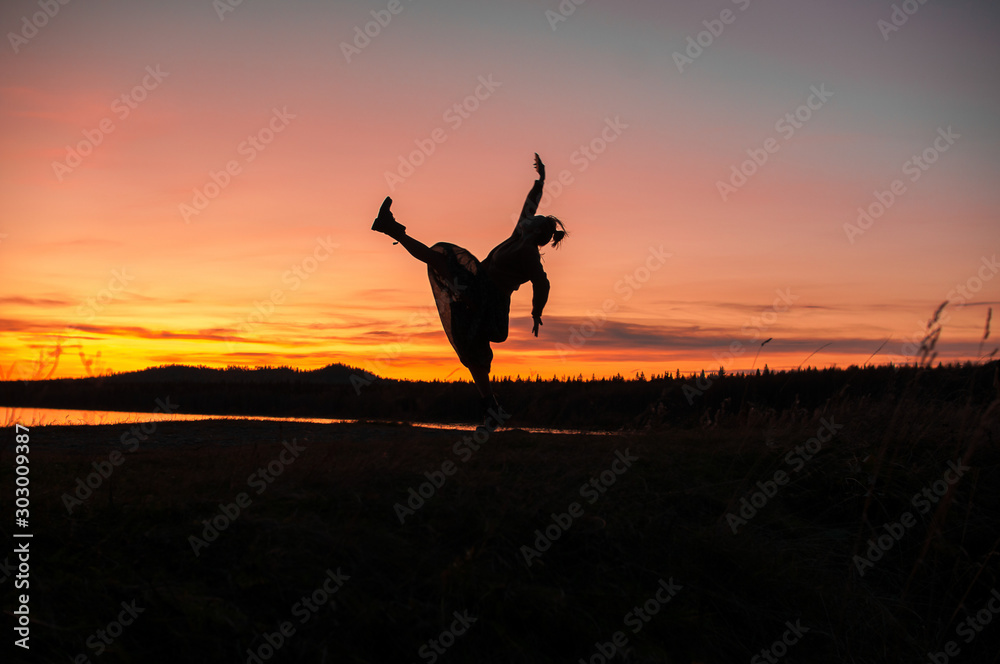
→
(4, 366, 1000, 663)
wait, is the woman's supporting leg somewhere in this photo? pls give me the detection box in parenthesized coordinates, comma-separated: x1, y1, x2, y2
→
(470, 364, 509, 430)
(468, 364, 492, 399)
(470, 364, 507, 428)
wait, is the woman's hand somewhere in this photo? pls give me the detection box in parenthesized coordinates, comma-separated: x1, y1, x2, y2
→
(532, 315, 542, 337)
(534, 153, 545, 181)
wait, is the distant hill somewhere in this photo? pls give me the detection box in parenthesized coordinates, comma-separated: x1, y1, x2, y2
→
(39, 363, 382, 385)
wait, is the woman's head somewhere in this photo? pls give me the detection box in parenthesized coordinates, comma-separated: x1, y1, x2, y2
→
(522, 215, 567, 248)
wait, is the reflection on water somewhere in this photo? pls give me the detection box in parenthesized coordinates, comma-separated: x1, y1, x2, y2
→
(0, 406, 611, 435)
(1, 406, 351, 427)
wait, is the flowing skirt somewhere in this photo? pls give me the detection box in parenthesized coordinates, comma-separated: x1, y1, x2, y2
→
(428, 242, 511, 371)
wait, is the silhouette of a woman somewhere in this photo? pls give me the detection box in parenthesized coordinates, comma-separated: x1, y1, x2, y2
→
(371, 153, 567, 423)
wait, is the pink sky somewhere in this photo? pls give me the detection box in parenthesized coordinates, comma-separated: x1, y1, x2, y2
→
(2, 0, 998, 381)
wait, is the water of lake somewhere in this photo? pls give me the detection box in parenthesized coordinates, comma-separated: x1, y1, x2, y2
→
(0, 406, 612, 435)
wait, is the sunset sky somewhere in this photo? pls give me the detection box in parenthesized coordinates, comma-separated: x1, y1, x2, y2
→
(2, 0, 999, 382)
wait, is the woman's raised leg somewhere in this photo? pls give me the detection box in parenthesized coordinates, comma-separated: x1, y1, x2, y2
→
(372, 197, 448, 273)
(396, 234, 448, 274)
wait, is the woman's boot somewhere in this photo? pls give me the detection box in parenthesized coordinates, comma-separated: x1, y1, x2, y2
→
(371, 196, 406, 241)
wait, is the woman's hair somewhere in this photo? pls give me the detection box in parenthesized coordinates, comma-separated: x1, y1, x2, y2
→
(539, 215, 568, 248)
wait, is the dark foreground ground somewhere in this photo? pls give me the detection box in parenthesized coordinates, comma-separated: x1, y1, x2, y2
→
(2, 397, 999, 663)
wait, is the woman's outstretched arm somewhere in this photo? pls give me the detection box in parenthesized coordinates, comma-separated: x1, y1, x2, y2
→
(517, 153, 546, 224)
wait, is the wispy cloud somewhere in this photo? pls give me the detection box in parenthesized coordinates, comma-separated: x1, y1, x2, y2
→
(0, 296, 75, 307)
